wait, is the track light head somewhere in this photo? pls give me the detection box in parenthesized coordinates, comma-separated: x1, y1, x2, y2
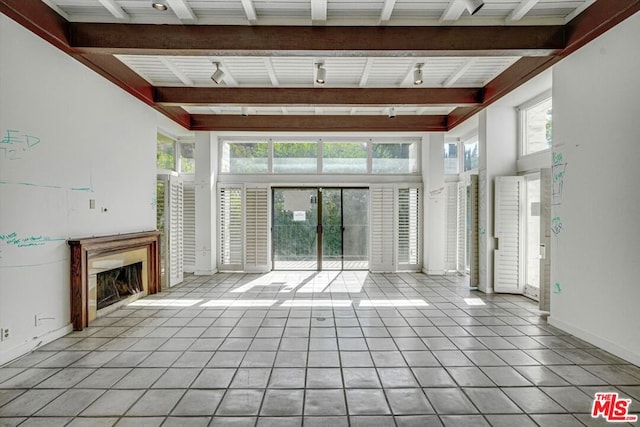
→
(151, 2, 168, 11)
(315, 63, 326, 85)
(388, 107, 396, 119)
(241, 107, 249, 117)
(465, 0, 484, 15)
(413, 64, 424, 85)
(211, 63, 225, 85)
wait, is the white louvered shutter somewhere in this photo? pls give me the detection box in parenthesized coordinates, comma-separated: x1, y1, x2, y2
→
(219, 186, 243, 270)
(397, 187, 421, 270)
(494, 176, 525, 293)
(370, 186, 395, 272)
(444, 183, 458, 271)
(168, 174, 184, 287)
(457, 181, 467, 273)
(183, 185, 196, 273)
(469, 174, 480, 287)
(245, 187, 270, 272)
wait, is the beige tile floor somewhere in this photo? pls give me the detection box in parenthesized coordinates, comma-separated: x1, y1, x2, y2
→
(1, 272, 639, 426)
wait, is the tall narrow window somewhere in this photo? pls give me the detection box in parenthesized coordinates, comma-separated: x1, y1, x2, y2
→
(157, 133, 176, 170)
(463, 139, 479, 172)
(180, 141, 195, 173)
(444, 142, 459, 174)
(521, 96, 552, 155)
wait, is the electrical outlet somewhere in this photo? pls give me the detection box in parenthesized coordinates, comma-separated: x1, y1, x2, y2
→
(1, 328, 9, 340)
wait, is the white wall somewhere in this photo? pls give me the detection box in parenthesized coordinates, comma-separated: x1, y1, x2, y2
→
(0, 15, 158, 364)
(549, 11, 640, 365)
(423, 133, 446, 274)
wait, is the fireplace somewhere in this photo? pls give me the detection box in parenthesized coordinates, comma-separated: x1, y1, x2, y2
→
(69, 231, 161, 330)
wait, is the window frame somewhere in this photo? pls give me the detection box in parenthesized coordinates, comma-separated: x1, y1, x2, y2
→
(218, 137, 421, 176)
(518, 90, 553, 158)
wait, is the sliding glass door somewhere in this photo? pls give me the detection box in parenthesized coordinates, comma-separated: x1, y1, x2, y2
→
(273, 188, 368, 270)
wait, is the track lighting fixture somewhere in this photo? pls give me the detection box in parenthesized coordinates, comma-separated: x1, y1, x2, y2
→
(315, 63, 326, 85)
(413, 64, 424, 85)
(464, 0, 485, 15)
(211, 62, 225, 85)
(388, 107, 396, 119)
(151, 2, 168, 11)
(241, 107, 249, 117)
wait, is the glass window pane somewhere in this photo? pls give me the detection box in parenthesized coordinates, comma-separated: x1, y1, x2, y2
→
(157, 133, 175, 170)
(463, 140, 479, 172)
(222, 142, 268, 173)
(180, 142, 195, 173)
(444, 142, 459, 174)
(372, 142, 417, 174)
(322, 142, 368, 173)
(524, 97, 552, 155)
(273, 141, 318, 174)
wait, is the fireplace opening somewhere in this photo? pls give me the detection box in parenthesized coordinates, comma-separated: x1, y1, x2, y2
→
(97, 262, 143, 311)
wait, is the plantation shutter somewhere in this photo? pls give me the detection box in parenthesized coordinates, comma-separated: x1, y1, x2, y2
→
(167, 174, 184, 287)
(219, 186, 243, 270)
(494, 176, 525, 293)
(156, 180, 168, 288)
(444, 183, 458, 271)
(457, 181, 467, 273)
(244, 187, 270, 272)
(370, 186, 395, 272)
(469, 174, 480, 287)
(397, 187, 421, 270)
(183, 184, 196, 273)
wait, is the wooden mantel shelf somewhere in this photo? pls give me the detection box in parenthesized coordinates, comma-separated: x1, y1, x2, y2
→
(68, 231, 161, 330)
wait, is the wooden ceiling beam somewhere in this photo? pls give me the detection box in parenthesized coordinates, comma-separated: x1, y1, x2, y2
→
(191, 114, 448, 132)
(155, 87, 483, 107)
(68, 24, 565, 56)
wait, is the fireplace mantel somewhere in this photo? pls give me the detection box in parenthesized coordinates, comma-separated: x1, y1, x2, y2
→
(68, 231, 161, 330)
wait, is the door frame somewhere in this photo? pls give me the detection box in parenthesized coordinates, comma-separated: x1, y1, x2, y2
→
(271, 186, 368, 271)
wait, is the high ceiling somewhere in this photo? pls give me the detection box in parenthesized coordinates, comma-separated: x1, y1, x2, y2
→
(2, 0, 639, 132)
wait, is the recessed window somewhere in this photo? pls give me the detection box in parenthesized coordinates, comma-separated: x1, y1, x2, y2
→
(157, 133, 176, 170)
(322, 142, 368, 174)
(180, 141, 195, 174)
(273, 141, 318, 174)
(521, 96, 552, 155)
(463, 139, 479, 172)
(444, 142, 459, 175)
(222, 141, 268, 173)
(372, 142, 418, 174)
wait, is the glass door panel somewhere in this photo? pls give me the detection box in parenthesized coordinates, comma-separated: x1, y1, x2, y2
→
(321, 189, 342, 270)
(342, 189, 369, 270)
(525, 176, 541, 300)
(273, 188, 318, 270)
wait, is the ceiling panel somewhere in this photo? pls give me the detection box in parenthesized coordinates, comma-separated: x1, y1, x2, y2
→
(44, 0, 596, 24)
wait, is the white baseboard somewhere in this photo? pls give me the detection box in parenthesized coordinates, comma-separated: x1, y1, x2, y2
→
(0, 324, 73, 367)
(424, 269, 445, 275)
(548, 316, 640, 366)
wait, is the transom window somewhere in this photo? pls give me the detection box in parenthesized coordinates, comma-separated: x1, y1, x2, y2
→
(221, 139, 419, 175)
(520, 94, 552, 156)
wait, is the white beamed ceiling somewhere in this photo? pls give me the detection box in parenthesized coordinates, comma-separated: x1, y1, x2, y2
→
(41, 0, 596, 116)
(45, 0, 595, 26)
